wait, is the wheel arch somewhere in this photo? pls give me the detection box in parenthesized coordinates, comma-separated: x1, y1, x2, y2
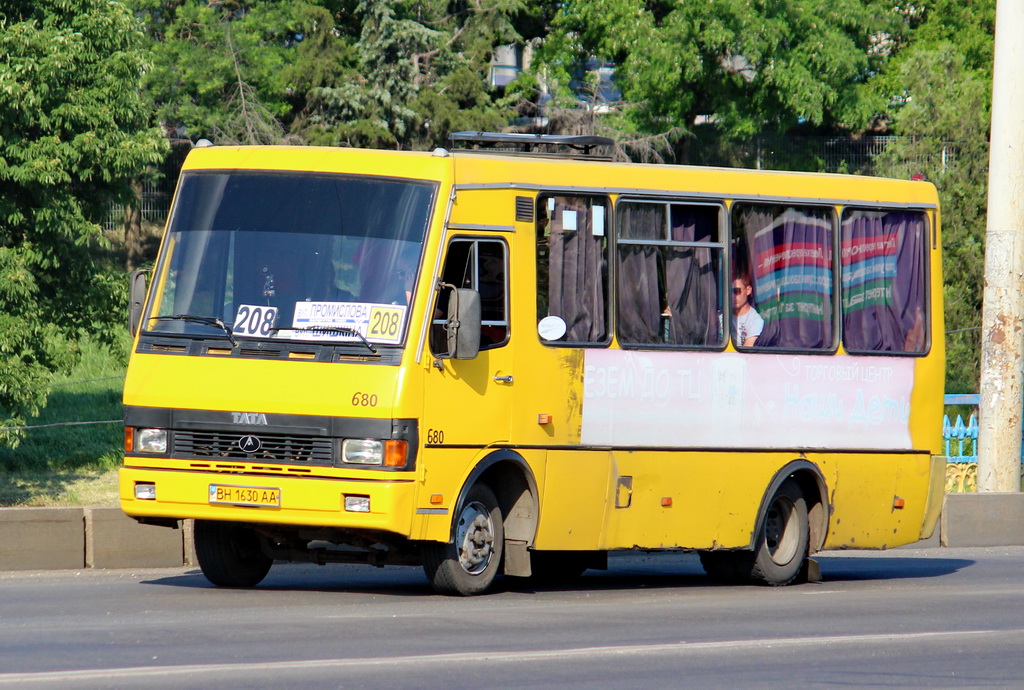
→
(748, 460, 830, 554)
(452, 449, 540, 548)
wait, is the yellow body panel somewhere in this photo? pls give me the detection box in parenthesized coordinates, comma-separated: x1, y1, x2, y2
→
(123, 143, 945, 558)
(126, 352, 407, 418)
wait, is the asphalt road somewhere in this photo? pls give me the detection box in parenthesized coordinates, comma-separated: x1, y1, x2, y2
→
(1, 546, 1023, 689)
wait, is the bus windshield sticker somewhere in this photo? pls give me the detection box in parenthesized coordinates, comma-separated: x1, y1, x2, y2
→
(592, 205, 605, 237)
(233, 305, 279, 338)
(290, 301, 406, 344)
(563, 209, 578, 231)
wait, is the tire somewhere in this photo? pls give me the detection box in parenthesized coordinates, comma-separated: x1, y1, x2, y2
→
(194, 520, 273, 588)
(422, 484, 504, 596)
(749, 479, 809, 586)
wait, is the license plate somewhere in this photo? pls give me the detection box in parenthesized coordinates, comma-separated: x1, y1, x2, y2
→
(209, 484, 281, 508)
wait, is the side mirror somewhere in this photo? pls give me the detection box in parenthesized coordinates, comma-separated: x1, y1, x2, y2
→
(129, 269, 149, 337)
(446, 288, 481, 360)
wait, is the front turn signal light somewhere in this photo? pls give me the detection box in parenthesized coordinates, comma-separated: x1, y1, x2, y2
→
(384, 440, 408, 468)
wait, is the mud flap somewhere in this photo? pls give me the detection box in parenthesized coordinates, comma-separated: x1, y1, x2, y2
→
(503, 539, 531, 577)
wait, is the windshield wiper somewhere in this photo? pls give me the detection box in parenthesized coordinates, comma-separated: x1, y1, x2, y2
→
(271, 326, 378, 354)
(151, 315, 238, 347)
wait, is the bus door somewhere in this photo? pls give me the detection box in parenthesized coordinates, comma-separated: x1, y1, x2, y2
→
(422, 237, 513, 447)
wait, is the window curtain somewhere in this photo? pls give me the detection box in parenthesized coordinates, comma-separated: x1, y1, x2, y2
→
(617, 204, 662, 343)
(841, 212, 927, 352)
(737, 205, 833, 349)
(665, 206, 720, 346)
(546, 198, 608, 342)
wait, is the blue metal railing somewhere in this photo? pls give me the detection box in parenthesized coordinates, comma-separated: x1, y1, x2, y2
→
(943, 412, 978, 463)
(943, 394, 979, 463)
(941, 394, 1024, 464)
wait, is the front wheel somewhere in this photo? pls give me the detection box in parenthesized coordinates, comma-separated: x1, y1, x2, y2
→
(194, 520, 273, 588)
(422, 484, 504, 596)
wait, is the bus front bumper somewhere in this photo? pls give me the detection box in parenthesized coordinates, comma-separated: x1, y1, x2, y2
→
(119, 466, 417, 536)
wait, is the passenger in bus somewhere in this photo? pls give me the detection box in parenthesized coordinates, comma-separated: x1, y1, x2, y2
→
(904, 307, 926, 352)
(733, 272, 763, 347)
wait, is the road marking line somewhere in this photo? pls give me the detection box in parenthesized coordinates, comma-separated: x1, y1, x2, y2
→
(0, 629, 1008, 684)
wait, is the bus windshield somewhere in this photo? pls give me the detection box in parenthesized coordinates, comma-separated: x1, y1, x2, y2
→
(144, 172, 435, 346)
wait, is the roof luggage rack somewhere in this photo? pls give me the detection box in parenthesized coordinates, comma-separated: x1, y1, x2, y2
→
(448, 131, 615, 158)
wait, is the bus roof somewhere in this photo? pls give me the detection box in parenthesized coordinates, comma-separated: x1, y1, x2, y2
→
(179, 144, 939, 209)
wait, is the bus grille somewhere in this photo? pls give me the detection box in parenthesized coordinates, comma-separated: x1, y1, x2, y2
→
(173, 430, 334, 466)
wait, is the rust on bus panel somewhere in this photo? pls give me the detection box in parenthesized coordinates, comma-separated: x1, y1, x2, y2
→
(560, 349, 585, 441)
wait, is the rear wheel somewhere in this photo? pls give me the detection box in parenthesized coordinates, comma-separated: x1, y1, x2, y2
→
(194, 520, 273, 588)
(422, 484, 504, 596)
(699, 479, 809, 586)
(750, 479, 809, 586)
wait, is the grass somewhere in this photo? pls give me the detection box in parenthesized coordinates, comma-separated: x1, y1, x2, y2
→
(0, 334, 128, 507)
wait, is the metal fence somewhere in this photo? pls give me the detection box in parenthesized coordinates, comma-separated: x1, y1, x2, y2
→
(103, 141, 192, 232)
(689, 133, 960, 176)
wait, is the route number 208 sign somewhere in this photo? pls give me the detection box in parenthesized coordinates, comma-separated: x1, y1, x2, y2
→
(234, 305, 279, 337)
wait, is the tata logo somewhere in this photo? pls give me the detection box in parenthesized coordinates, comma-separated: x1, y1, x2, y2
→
(238, 435, 262, 453)
(232, 412, 268, 425)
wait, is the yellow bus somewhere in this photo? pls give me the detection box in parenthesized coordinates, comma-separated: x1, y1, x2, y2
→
(121, 133, 945, 595)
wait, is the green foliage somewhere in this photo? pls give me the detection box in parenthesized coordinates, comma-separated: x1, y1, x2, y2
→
(0, 334, 126, 505)
(0, 0, 165, 445)
(872, 0, 995, 395)
(136, 0, 521, 150)
(531, 0, 900, 157)
(305, 0, 522, 149)
(135, 0, 351, 143)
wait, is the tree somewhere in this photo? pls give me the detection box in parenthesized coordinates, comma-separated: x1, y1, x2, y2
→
(529, 0, 902, 161)
(0, 0, 166, 445)
(133, 0, 345, 144)
(871, 0, 995, 394)
(135, 0, 519, 151)
(305, 0, 522, 150)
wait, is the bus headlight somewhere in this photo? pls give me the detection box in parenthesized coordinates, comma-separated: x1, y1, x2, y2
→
(136, 428, 168, 453)
(342, 439, 383, 465)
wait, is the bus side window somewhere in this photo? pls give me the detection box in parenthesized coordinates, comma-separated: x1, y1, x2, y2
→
(616, 201, 724, 347)
(841, 209, 928, 354)
(731, 204, 835, 351)
(429, 238, 509, 355)
(536, 195, 610, 344)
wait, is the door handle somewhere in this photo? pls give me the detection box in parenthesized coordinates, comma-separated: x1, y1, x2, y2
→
(493, 375, 514, 384)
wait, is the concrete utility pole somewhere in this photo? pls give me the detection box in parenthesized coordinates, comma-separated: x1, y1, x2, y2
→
(978, 0, 1024, 492)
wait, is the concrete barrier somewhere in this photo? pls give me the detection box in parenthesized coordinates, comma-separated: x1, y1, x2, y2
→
(2, 495, 1024, 572)
(0, 507, 188, 571)
(0, 507, 86, 571)
(85, 508, 186, 569)
(941, 493, 1024, 547)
